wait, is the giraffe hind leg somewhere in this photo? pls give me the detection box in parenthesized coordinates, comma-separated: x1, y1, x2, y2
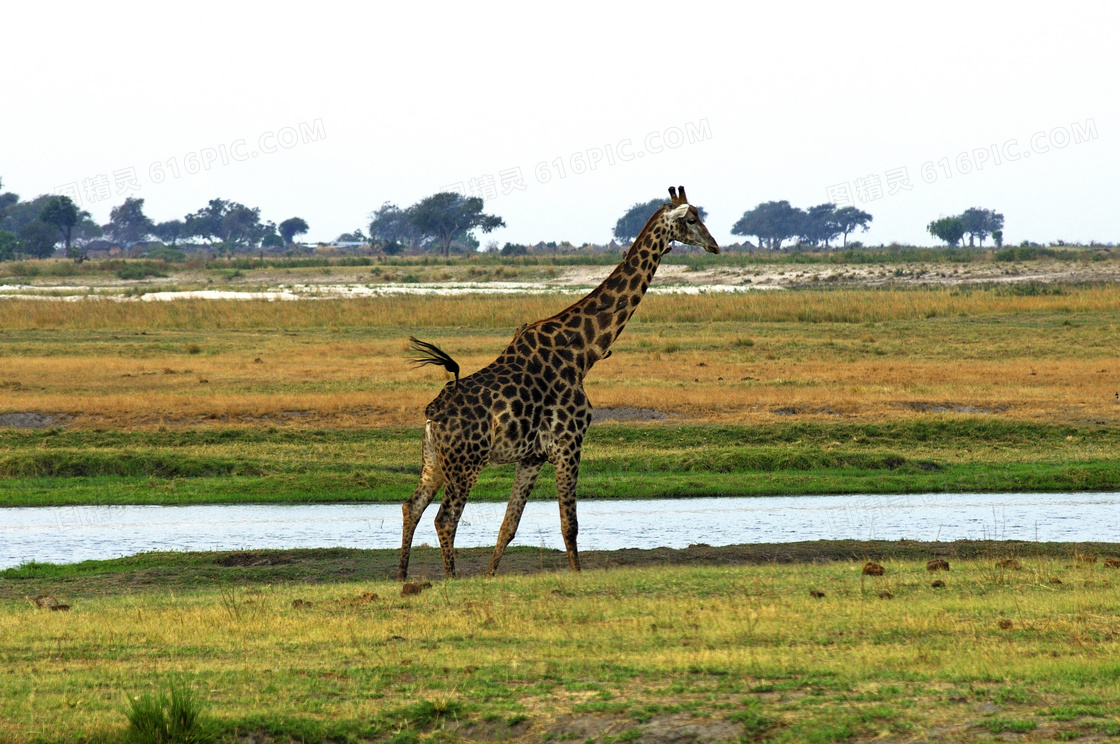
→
(432, 465, 482, 579)
(398, 425, 445, 581)
(486, 457, 545, 576)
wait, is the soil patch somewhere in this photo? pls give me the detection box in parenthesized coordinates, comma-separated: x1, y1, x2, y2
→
(547, 713, 742, 744)
(592, 407, 671, 422)
(0, 412, 72, 429)
(901, 401, 1006, 414)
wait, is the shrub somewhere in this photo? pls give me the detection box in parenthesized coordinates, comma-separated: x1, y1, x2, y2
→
(116, 263, 167, 280)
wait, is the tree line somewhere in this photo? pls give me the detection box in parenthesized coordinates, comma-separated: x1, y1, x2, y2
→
(1, 174, 1013, 261)
(613, 199, 872, 250)
(0, 178, 314, 261)
(0, 176, 506, 261)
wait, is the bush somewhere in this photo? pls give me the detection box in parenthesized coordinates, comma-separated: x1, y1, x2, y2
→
(143, 246, 187, 262)
(995, 246, 1058, 261)
(116, 263, 167, 280)
(125, 683, 212, 744)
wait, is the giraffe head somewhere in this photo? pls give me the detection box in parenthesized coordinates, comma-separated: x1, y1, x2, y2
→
(665, 185, 719, 254)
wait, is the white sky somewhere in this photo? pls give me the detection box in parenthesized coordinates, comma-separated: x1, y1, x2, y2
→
(3, 1, 1117, 247)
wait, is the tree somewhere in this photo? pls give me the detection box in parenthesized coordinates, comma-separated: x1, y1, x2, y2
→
(183, 199, 268, 253)
(731, 200, 802, 250)
(336, 229, 368, 243)
(798, 203, 843, 248)
(40, 195, 81, 252)
(153, 220, 185, 246)
(406, 192, 505, 258)
(927, 217, 966, 247)
(0, 194, 53, 235)
(369, 202, 420, 251)
(613, 199, 665, 242)
(219, 205, 265, 250)
(833, 206, 873, 247)
(278, 217, 309, 246)
(184, 199, 229, 244)
(0, 177, 19, 217)
(0, 230, 17, 261)
(959, 207, 1004, 247)
(72, 213, 102, 247)
(18, 220, 59, 258)
(104, 197, 154, 246)
(261, 232, 285, 250)
(613, 198, 708, 242)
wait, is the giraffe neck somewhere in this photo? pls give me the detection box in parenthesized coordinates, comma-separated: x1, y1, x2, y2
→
(550, 209, 672, 368)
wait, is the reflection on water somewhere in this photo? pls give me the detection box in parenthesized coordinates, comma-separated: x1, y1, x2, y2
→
(1, 492, 1118, 569)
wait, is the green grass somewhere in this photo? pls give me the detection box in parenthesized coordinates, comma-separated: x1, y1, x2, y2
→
(125, 683, 212, 744)
(2, 555, 1119, 743)
(2, 421, 1117, 507)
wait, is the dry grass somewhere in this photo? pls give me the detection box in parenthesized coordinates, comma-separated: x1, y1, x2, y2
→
(1, 284, 1119, 329)
(1, 286, 1118, 428)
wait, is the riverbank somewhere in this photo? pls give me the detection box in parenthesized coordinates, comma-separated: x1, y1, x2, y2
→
(2, 543, 1118, 743)
(4, 539, 1120, 594)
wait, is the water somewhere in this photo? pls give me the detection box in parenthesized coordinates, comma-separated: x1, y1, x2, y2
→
(0, 281, 779, 302)
(1, 492, 1117, 569)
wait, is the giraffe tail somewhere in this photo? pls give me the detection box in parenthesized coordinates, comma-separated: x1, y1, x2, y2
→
(408, 336, 460, 387)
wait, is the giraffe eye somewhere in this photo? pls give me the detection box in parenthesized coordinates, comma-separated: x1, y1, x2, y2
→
(687, 218, 697, 225)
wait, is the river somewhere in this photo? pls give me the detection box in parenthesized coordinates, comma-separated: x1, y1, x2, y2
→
(2, 492, 1118, 569)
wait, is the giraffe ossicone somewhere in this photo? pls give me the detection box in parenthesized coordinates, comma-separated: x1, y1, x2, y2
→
(398, 185, 719, 580)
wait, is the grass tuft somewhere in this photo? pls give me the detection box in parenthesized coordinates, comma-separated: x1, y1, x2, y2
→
(125, 682, 211, 744)
(403, 698, 464, 727)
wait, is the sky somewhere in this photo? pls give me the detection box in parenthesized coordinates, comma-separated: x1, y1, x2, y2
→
(3, 1, 1117, 248)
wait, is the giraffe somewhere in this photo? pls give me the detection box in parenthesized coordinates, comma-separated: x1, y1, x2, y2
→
(398, 185, 719, 581)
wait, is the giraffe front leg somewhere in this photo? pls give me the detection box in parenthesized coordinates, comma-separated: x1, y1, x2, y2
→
(398, 425, 444, 581)
(432, 467, 481, 579)
(553, 452, 582, 572)
(486, 457, 545, 576)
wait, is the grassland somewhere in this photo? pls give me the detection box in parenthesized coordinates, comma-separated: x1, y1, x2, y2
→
(1, 282, 1118, 505)
(2, 260, 1119, 743)
(2, 546, 1119, 743)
